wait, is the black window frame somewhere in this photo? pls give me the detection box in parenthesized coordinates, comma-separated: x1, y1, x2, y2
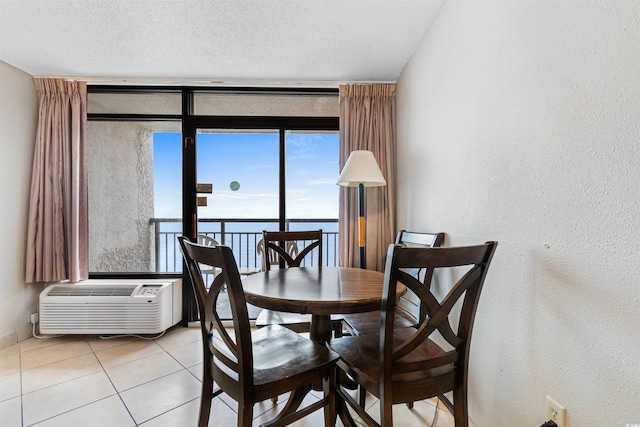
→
(87, 85, 339, 322)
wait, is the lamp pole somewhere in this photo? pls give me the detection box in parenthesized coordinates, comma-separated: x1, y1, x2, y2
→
(358, 183, 366, 269)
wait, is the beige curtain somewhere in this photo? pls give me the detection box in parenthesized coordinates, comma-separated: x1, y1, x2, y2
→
(25, 78, 88, 283)
(338, 84, 396, 271)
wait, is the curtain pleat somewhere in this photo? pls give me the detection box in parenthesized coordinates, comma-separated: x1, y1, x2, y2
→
(25, 78, 88, 283)
(338, 84, 396, 271)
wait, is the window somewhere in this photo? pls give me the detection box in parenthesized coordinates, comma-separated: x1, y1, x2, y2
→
(87, 87, 339, 276)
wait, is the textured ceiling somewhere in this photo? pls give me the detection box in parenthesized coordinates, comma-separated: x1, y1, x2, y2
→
(0, 0, 444, 86)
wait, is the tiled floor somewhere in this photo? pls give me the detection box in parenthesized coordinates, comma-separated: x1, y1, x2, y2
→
(0, 326, 463, 426)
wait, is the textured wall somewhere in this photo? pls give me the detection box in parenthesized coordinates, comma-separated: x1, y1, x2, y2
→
(0, 61, 41, 346)
(88, 122, 154, 272)
(396, 1, 640, 426)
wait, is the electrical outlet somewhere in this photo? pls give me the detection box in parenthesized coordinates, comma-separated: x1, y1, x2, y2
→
(26, 309, 38, 324)
(546, 395, 566, 427)
(30, 313, 39, 324)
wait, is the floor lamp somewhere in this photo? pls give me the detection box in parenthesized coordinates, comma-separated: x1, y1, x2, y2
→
(337, 150, 386, 269)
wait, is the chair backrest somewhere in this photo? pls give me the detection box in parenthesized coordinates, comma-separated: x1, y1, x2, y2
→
(379, 241, 497, 389)
(177, 236, 254, 390)
(256, 238, 299, 271)
(394, 230, 445, 321)
(197, 234, 220, 247)
(260, 230, 322, 270)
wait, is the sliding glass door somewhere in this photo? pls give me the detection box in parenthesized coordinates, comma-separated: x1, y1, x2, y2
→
(195, 129, 280, 273)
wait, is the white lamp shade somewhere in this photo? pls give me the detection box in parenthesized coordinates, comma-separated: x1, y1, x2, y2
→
(337, 150, 386, 187)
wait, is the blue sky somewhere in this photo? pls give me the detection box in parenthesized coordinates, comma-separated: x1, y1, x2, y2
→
(153, 131, 339, 219)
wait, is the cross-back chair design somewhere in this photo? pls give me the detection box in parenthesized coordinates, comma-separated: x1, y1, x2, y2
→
(329, 241, 497, 427)
(342, 230, 445, 336)
(256, 237, 299, 271)
(262, 230, 321, 270)
(255, 230, 344, 337)
(177, 236, 338, 427)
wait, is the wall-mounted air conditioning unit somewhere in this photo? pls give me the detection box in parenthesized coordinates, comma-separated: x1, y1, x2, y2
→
(39, 279, 182, 335)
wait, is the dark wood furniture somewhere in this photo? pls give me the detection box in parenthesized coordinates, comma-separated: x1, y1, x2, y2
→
(243, 266, 392, 346)
(329, 241, 497, 427)
(342, 230, 446, 409)
(342, 230, 445, 336)
(178, 236, 339, 427)
(254, 230, 344, 337)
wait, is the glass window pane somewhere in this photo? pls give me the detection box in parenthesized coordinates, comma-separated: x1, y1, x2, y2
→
(286, 131, 340, 266)
(88, 121, 182, 273)
(196, 130, 280, 271)
(193, 93, 338, 116)
(88, 92, 182, 114)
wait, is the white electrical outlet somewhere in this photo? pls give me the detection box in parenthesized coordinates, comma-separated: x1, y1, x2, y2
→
(27, 309, 38, 324)
(30, 313, 39, 324)
(546, 395, 566, 427)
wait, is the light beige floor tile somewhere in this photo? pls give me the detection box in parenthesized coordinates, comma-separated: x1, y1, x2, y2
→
(21, 352, 103, 394)
(0, 353, 20, 377)
(364, 398, 444, 426)
(154, 326, 201, 350)
(105, 351, 184, 392)
(85, 334, 139, 352)
(254, 392, 347, 427)
(119, 369, 202, 424)
(219, 391, 290, 423)
(164, 339, 202, 368)
(94, 339, 163, 369)
(139, 396, 237, 427)
(434, 398, 456, 427)
(0, 396, 22, 427)
(19, 335, 82, 353)
(0, 372, 21, 401)
(22, 371, 116, 426)
(0, 343, 19, 358)
(187, 362, 203, 381)
(20, 340, 92, 370)
(33, 395, 135, 427)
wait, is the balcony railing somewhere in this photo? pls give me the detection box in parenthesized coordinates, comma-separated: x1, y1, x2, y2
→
(150, 218, 339, 273)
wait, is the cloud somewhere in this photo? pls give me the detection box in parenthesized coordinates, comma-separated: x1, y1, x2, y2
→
(304, 178, 337, 186)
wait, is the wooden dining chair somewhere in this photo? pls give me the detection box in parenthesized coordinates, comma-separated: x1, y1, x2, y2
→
(255, 230, 344, 337)
(329, 241, 497, 427)
(256, 237, 299, 271)
(342, 230, 445, 336)
(178, 236, 338, 427)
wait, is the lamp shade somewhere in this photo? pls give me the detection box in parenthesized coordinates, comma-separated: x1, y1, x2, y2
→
(337, 150, 386, 187)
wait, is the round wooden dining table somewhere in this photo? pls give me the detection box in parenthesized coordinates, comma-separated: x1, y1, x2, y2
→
(242, 266, 401, 345)
(243, 266, 401, 427)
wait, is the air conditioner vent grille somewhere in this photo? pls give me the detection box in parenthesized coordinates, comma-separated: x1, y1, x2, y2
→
(39, 280, 181, 335)
(46, 286, 137, 297)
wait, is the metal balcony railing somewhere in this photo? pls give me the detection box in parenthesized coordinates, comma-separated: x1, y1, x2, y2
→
(150, 218, 339, 273)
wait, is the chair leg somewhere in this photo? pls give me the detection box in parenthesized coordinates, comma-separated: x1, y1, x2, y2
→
(380, 394, 393, 427)
(332, 320, 343, 338)
(238, 402, 253, 427)
(323, 368, 337, 427)
(198, 378, 214, 427)
(452, 385, 469, 427)
(336, 388, 359, 427)
(358, 385, 366, 408)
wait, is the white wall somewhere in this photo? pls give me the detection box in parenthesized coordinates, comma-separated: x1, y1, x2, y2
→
(0, 61, 41, 347)
(396, 1, 639, 426)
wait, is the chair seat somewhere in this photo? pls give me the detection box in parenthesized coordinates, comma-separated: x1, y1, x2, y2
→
(342, 310, 417, 336)
(249, 325, 338, 389)
(255, 309, 344, 335)
(329, 328, 455, 402)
